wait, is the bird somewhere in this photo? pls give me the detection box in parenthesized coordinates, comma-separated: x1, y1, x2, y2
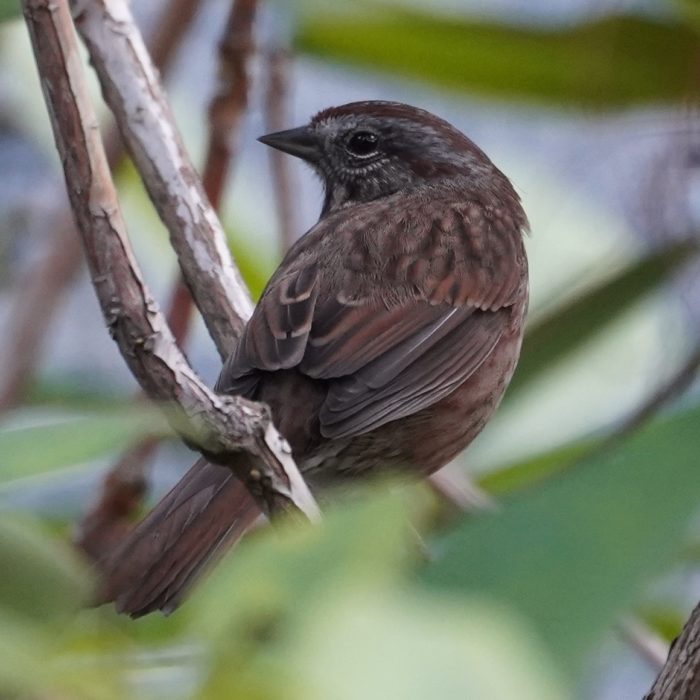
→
(97, 101, 529, 617)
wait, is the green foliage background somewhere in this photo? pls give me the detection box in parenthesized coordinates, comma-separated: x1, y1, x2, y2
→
(1, 0, 699, 698)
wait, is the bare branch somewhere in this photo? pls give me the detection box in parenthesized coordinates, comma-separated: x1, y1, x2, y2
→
(0, 211, 82, 411)
(618, 616, 668, 672)
(22, 0, 319, 522)
(76, 0, 263, 560)
(0, 0, 205, 413)
(203, 0, 258, 210)
(263, 45, 299, 254)
(147, 0, 203, 72)
(428, 465, 497, 514)
(69, 0, 254, 359)
(615, 344, 700, 439)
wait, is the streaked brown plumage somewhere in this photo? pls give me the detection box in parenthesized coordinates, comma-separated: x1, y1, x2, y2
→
(98, 101, 529, 616)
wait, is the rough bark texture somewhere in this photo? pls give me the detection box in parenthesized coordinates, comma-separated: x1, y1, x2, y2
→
(22, 0, 319, 523)
(76, 0, 262, 560)
(69, 0, 253, 359)
(0, 0, 205, 413)
(644, 602, 700, 699)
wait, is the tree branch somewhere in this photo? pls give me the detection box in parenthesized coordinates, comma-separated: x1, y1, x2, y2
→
(263, 45, 298, 255)
(76, 0, 263, 560)
(21, 0, 319, 522)
(203, 0, 258, 211)
(69, 0, 253, 359)
(0, 0, 205, 413)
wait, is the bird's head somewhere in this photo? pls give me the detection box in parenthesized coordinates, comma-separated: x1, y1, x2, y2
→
(258, 101, 506, 215)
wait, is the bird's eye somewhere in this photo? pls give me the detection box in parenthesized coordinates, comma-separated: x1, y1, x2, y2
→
(346, 131, 379, 157)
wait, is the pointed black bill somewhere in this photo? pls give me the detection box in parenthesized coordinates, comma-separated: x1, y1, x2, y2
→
(257, 126, 320, 162)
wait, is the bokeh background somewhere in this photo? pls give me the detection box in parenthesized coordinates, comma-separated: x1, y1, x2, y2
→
(1, 0, 699, 698)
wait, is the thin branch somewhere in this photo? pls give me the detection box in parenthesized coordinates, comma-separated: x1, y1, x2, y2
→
(22, 0, 319, 522)
(146, 0, 203, 72)
(69, 0, 253, 359)
(203, 0, 258, 211)
(76, 0, 262, 560)
(614, 344, 700, 440)
(428, 464, 497, 515)
(263, 45, 298, 254)
(0, 211, 82, 411)
(0, 0, 205, 413)
(618, 616, 668, 672)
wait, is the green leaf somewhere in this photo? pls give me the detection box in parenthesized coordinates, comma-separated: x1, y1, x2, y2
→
(0, 0, 19, 23)
(422, 403, 700, 674)
(292, 590, 570, 700)
(227, 227, 279, 302)
(297, 8, 699, 108)
(0, 406, 171, 484)
(0, 611, 52, 694)
(508, 241, 696, 399)
(478, 437, 597, 496)
(638, 602, 686, 643)
(0, 516, 89, 623)
(190, 489, 569, 700)
(187, 488, 414, 644)
(186, 488, 422, 699)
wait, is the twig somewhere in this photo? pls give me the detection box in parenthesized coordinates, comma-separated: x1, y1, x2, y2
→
(644, 602, 700, 699)
(69, 0, 253, 359)
(76, 0, 262, 560)
(146, 0, 203, 72)
(618, 616, 668, 672)
(22, 0, 319, 522)
(0, 211, 82, 411)
(203, 0, 258, 211)
(263, 45, 298, 254)
(614, 344, 700, 440)
(428, 464, 497, 514)
(0, 0, 205, 413)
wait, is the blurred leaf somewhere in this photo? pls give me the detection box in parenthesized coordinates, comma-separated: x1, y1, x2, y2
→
(478, 437, 597, 495)
(0, 516, 89, 623)
(298, 8, 698, 108)
(293, 590, 569, 700)
(189, 488, 414, 639)
(227, 226, 279, 302)
(0, 611, 51, 694)
(675, 0, 700, 30)
(638, 602, 686, 643)
(0, 406, 171, 484)
(25, 379, 130, 410)
(508, 241, 696, 399)
(188, 488, 421, 696)
(0, 1, 19, 23)
(422, 403, 700, 674)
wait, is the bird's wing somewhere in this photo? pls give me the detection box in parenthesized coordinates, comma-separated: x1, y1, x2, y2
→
(218, 195, 526, 438)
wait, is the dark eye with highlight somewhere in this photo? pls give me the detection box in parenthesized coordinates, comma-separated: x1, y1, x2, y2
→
(346, 131, 379, 157)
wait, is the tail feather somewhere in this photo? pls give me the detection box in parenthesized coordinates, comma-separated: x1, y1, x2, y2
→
(97, 458, 260, 617)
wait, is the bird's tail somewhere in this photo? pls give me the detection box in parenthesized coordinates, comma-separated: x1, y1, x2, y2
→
(96, 457, 260, 617)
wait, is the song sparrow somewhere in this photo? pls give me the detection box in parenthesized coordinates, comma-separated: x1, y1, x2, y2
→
(99, 101, 529, 616)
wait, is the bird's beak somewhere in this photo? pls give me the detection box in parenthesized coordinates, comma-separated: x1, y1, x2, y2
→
(257, 126, 320, 163)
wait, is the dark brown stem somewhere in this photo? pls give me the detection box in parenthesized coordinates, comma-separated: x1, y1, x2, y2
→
(263, 46, 299, 254)
(0, 0, 204, 413)
(22, 0, 318, 522)
(69, 0, 253, 359)
(76, 0, 261, 560)
(204, 0, 258, 210)
(0, 211, 82, 411)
